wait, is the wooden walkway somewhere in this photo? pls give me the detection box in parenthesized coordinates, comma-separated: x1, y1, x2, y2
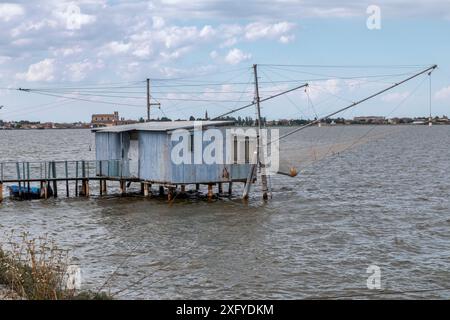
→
(0, 160, 235, 202)
(0, 160, 132, 201)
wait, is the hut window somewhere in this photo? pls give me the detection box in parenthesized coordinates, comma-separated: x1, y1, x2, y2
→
(244, 136, 250, 164)
(233, 136, 238, 164)
(189, 134, 194, 153)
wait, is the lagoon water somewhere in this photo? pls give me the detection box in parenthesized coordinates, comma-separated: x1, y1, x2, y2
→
(0, 126, 449, 299)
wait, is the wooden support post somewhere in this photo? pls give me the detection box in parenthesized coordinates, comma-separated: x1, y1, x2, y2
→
(43, 181, 48, 199)
(159, 185, 164, 196)
(207, 184, 214, 201)
(80, 179, 89, 197)
(75, 161, 79, 197)
(16, 162, 22, 198)
(228, 182, 233, 197)
(218, 183, 223, 194)
(0, 183, 3, 203)
(168, 187, 174, 201)
(52, 162, 58, 198)
(243, 164, 256, 200)
(85, 180, 90, 197)
(196, 184, 200, 192)
(180, 185, 186, 194)
(26, 162, 30, 196)
(143, 183, 149, 197)
(65, 161, 69, 198)
(100, 180, 103, 196)
(102, 180, 107, 195)
(119, 180, 126, 195)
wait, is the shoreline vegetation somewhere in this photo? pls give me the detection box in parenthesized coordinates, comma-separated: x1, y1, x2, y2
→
(0, 115, 449, 130)
(0, 232, 112, 300)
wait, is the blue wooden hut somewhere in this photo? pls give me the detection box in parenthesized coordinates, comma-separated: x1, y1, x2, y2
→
(92, 121, 255, 188)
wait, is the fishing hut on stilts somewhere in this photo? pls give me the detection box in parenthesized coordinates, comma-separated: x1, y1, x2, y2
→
(0, 64, 438, 203)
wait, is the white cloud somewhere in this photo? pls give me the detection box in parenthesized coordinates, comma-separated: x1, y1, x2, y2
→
(435, 86, 450, 100)
(152, 16, 165, 29)
(307, 79, 341, 101)
(210, 50, 219, 59)
(0, 3, 24, 22)
(52, 3, 97, 30)
(244, 22, 296, 41)
(160, 46, 192, 61)
(100, 41, 132, 56)
(224, 48, 252, 65)
(156, 0, 450, 19)
(10, 19, 58, 38)
(279, 35, 295, 44)
(132, 45, 152, 59)
(66, 60, 102, 81)
(0, 56, 12, 65)
(16, 59, 56, 82)
(220, 37, 238, 48)
(381, 91, 411, 102)
(199, 25, 216, 39)
(53, 45, 83, 57)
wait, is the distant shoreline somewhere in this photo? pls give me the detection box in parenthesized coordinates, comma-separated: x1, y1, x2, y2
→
(1, 123, 449, 131)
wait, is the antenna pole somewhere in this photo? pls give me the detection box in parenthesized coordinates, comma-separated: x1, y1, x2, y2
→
(253, 64, 269, 200)
(147, 78, 150, 122)
(428, 71, 432, 126)
(146, 78, 162, 122)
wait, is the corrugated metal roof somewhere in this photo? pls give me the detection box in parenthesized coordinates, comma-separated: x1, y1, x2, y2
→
(92, 120, 234, 133)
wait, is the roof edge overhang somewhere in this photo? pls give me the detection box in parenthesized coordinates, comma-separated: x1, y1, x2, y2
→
(91, 120, 235, 133)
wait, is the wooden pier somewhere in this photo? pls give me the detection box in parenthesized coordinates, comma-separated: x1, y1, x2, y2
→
(0, 160, 243, 202)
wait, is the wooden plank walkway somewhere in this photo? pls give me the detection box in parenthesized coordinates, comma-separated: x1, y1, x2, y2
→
(0, 160, 235, 202)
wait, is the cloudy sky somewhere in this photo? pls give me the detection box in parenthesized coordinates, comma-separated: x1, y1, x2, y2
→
(0, 0, 449, 122)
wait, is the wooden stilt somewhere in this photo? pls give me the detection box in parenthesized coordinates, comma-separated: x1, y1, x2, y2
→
(143, 183, 149, 197)
(85, 180, 90, 197)
(16, 162, 22, 198)
(65, 161, 69, 198)
(168, 187, 174, 201)
(218, 183, 223, 194)
(243, 164, 256, 200)
(102, 180, 107, 195)
(196, 184, 200, 192)
(228, 182, 233, 197)
(0, 183, 3, 203)
(159, 186, 164, 196)
(75, 161, 79, 197)
(52, 162, 58, 198)
(207, 184, 214, 201)
(44, 182, 48, 199)
(26, 162, 30, 197)
(119, 180, 126, 195)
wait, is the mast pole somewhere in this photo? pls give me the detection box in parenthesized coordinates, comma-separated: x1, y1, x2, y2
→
(253, 64, 269, 200)
(429, 71, 433, 126)
(147, 78, 150, 122)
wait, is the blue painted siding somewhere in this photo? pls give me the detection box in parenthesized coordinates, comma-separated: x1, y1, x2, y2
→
(95, 127, 252, 183)
(139, 131, 171, 182)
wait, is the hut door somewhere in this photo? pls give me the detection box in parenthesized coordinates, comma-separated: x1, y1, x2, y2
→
(128, 134, 139, 178)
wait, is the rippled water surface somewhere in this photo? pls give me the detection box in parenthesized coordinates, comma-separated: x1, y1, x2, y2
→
(0, 126, 449, 299)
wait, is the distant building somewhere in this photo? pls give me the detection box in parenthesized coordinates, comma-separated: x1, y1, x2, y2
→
(91, 111, 120, 127)
(353, 116, 386, 124)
